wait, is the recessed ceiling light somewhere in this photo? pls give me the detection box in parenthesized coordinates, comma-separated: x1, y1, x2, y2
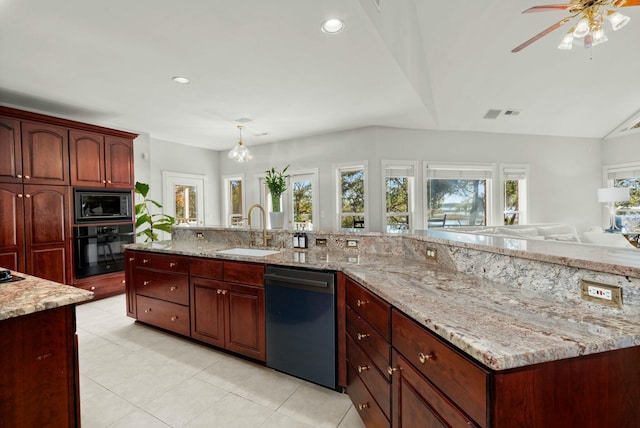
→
(321, 18, 344, 34)
(172, 76, 190, 84)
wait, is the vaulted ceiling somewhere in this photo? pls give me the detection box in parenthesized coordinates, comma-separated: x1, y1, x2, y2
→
(1, 0, 639, 150)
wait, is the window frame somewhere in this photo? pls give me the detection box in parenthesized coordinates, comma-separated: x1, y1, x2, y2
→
(223, 174, 245, 227)
(334, 161, 369, 232)
(288, 168, 319, 231)
(382, 160, 416, 233)
(499, 164, 529, 225)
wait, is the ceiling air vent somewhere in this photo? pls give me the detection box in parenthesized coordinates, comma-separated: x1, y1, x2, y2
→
(483, 109, 502, 119)
(483, 109, 522, 119)
(504, 109, 521, 116)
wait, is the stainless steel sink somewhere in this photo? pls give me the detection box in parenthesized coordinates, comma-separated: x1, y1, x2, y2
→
(216, 248, 280, 257)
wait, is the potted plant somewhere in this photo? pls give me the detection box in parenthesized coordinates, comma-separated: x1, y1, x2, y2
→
(134, 181, 175, 242)
(264, 164, 290, 229)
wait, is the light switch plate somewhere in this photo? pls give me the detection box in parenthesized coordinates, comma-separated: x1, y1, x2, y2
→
(346, 239, 358, 248)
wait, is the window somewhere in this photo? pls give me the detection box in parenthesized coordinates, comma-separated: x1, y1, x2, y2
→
(223, 175, 244, 227)
(500, 164, 529, 225)
(162, 171, 205, 234)
(383, 161, 415, 233)
(336, 163, 368, 230)
(425, 164, 494, 228)
(606, 163, 640, 209)
(290, 171, 318, 230)
(174, 185, 197, 225)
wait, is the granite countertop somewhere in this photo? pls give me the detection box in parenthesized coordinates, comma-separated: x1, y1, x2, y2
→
(0, 269, 94, 321)
(126, 241, 640, 371)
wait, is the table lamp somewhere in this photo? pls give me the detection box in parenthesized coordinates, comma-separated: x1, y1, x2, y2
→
(597, 187, 630, 231)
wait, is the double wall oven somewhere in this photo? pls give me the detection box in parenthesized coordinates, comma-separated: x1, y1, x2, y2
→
(73, 189, 135, 279)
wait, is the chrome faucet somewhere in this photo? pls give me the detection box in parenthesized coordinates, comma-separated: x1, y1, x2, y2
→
(247, 204, 272, 247)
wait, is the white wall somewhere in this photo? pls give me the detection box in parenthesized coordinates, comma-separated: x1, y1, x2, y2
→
(133, 136, 221, 237)
(219, 126, 603, 232)
(602, 132, 640, 167)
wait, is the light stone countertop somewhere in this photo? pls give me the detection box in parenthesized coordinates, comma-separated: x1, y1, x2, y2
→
(0, 269, 94, 321)
(126, 241, 640, 371)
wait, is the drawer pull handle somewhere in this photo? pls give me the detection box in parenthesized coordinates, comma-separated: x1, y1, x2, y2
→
(357, 403, 370, 411)
(221, 290, 227, 295)
(217, 289, 222, 294)
(356, 299, 368, 307)
(144, 308, 152, 313)
(387, 366, 398, 376)
(171, 316, 178, 322)
(170, 286, 177, 291)
(143, 259, 149, 263)
(356, 333, 370, 341)
(418, 352, 435, 364)
(129, 257, 135, 262)
(357, 365, 370, 373)
(37, 352, 53, 361)
(169, 262, 177, 267)
(143, 280, 150, 286)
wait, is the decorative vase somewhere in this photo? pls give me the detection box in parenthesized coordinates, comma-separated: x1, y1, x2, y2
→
(269, 212, 285, 229)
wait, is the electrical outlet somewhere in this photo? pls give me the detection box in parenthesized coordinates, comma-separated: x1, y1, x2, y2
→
(196, 232, 204, 239)
(426, 247, 438, 261)
(580, 279, 623, 308)
(316, 238, 327, 247)
(346, 239, 358, 249)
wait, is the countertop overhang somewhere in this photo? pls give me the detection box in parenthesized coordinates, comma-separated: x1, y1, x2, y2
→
(125, 241, 640, 371)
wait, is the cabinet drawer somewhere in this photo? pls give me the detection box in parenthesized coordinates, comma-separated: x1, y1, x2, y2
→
(347, 334, 391, 419)
(136, 252, 189, 274)
(223, 261, 264, 287)
(136, 269, 189, 305)
(345, 278, 390, 340)
(136, 295, 190, 336)
(74, 272, 126, 300)
(190, 257, 223, 279)
(346, 306, 391, 380)
(392, 309, 488, 426)
(347, 362, 390, 428)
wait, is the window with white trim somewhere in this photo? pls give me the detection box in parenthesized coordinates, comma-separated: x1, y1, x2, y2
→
(223, 175, 244, 227)
(383, 161, 415, 233)
(500, 164, 529, 225)
(425, 163, 494, 228)
(289, 170, 318, 231)
(336, 163, 368, 231)
(605, 163, 640, 218)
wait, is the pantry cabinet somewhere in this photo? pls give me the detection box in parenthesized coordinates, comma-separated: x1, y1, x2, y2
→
(0, 116, 21, 184)
(21, 121, 69, 186)
(0, 183, 24, 272)
(69, 130, 134, 188)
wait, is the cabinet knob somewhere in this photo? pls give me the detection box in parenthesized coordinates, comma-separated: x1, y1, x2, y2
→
(169, 262, 177, 267)
(217, 289, 222, 294)
(356, 333, 370, 341)
(129, 257, 135, 262)
(90, 286, 96, 291)
(25, 194, 31, 198)
(121, 280, 126, 284)
(170, 286, 177, 291)
(107, 180, 112, 184)
(102, 180, 107, 184)
(356, 299, 368, 307)
(357, 403, 370, 411)
(17, 174, 22, 178)
(143, 280, 150, 286)
(24, 175, 30, 179)
(143, 259, 149, 263)
(144, 308, 152, 313)
(170, 316, 178, 322)
(418, 352, 435, 364)
(18, 194, 23, 198)
(222, 290, 227, 295)
(387, 366, 398, 376)
(357, 365, 370, 373)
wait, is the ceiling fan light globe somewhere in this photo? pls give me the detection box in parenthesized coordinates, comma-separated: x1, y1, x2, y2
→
(573, 18, 591, 38)
(592, 28, 609, 46)
(557, 33, 574, 50)
(608, 12, 630, 31)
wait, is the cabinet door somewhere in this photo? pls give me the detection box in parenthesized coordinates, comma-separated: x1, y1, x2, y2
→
(124, 250, 137, 317)
(105, 136, 134, 188)
(23, 185, 70, 284)
(0, 183, 25, 272)
(391, 350, 478, 428)
(190, 277, 226, 348)
(0, 116, 22, 183)
(69, 129, 105, 187)
(225, 282, 265, 361)
(21, 121, 69, 185)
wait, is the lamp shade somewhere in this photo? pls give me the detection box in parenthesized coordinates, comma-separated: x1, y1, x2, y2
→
(597, 187, 630, 203)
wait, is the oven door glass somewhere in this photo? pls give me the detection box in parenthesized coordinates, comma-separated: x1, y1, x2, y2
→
(74, 224, 135, 278)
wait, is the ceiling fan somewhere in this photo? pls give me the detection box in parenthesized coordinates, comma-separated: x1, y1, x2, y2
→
(512, 0, 640, 52)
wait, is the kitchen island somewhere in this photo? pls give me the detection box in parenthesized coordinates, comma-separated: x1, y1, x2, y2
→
(124, 229, 640, 427)
(0, 269, 93, 427)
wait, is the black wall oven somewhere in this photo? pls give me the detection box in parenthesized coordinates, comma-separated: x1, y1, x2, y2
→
(74, 188, 133, 223)
(74, 224, 135, 278)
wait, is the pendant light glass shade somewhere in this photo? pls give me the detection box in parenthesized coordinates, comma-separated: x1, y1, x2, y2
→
(228, 125, 253, 163)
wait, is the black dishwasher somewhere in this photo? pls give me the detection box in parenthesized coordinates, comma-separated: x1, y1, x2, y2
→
(264, 265, 337, 390)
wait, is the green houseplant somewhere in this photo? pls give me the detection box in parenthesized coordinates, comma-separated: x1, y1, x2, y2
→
(264, 165, 290, 229)
(265, 165, 290, 212)
(134, 181, 175, 242)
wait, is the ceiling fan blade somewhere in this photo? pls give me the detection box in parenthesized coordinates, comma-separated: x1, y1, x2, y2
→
(511, 16, 573, 53)
(617, 0, 640, 6)
(523, 4, 573, 13)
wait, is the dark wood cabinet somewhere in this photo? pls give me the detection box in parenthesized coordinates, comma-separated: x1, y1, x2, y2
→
(190, 258, 265, 361)
(74, 271, 127, 301)
(124, 250, 137, 317)
(69, 131, 134, 188)
(21, 121, 69, 186)
(0, 116, 22, 183)
(0, 305, 81, 427)
(0, 183, 25, 272)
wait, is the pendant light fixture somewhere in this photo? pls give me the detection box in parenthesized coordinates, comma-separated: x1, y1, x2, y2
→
(228, 125, 253, 163)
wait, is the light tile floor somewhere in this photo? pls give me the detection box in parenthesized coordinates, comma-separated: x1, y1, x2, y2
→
(77, 294, 365, 428)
